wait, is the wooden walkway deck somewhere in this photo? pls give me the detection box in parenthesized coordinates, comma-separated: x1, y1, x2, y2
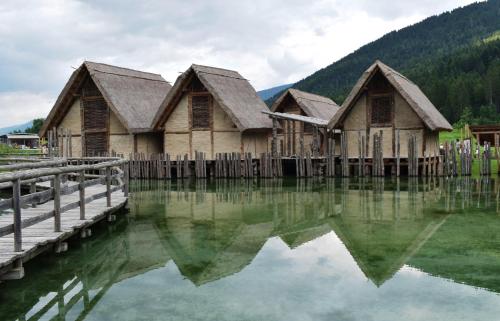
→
(0, 158, 129, 280)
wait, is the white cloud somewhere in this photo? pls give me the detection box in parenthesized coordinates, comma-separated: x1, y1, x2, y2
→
(0, 92, 52, 128)
(0, 0, 480, 125)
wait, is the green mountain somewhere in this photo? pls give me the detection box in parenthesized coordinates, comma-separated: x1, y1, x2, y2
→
(268, 0, 500, 125)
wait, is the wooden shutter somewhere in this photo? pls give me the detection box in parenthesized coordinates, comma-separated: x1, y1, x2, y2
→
(191, 95, 210, 129)
(85, 133, 107, 155)
(83, 98, 107, 130)
(81, 77, 108, 155)
(371, 96, 393, 125)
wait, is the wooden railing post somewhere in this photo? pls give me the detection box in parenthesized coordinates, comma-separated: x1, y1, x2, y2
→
(79, 170, 85, 220)
(13, 178, 22, 252)
(106, 166, 111, 207)
(54, 173, 61, 232)
(124, 162, 129, 198)
(30, 182, 36, 208)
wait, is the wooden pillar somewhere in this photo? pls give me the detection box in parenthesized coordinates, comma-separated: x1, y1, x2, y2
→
(13, 178, 22, 252)
(272, 117, 278, 157)
(106, 166, 111, 207)
(54, 174, 61, 232)
(79, 171, 85, 220)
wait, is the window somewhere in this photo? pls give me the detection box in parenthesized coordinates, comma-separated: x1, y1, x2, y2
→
(191, 95, 210, 129)
(371, 96, 392, 125)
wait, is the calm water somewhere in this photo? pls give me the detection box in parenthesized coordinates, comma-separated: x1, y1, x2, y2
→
(1, 178, 500, 321)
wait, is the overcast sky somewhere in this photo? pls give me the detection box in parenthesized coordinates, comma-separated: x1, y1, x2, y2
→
(0, 0, 479, 127)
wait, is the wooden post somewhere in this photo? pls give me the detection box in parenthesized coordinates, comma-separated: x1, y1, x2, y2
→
(396, 129, 400, 177)
(272, 117, 278, 157)
(13, 178, 22, 252)
(54, 174, 61, 232)
(106, 166, 111, 207)
(79, 171, 86, 220)
(30, 182, 37, 208)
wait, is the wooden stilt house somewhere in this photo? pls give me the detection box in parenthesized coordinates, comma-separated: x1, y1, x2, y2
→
(40, 61, 171, 157)
(269, 89, 340, 156)
(152, 64, 273, 159)
(328, 60, 452, 159)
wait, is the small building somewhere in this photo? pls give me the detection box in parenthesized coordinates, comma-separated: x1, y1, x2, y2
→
(40, 61, 171, 157)
(152, 64, 273, 159)
(328, 60, 452, 159)
(0, 134, 40, 148)
(269, 88, 340, 156)
(469, 124, 500, 146)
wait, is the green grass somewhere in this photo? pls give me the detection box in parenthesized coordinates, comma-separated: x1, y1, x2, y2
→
(439, 128, 498, 176)
(439, 128, 461, 144)
(0, 144, 41, 155)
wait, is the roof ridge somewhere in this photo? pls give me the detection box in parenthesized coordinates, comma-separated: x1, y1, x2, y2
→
(192, 64, 247, 80)
(290, 89, 337, 105)
(84, 61, 162, 76)
(87, 68, 169, 83)
(376, 60, 416, 85)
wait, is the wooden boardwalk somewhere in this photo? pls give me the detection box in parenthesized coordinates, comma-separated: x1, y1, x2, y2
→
(0, 158, 129, 280)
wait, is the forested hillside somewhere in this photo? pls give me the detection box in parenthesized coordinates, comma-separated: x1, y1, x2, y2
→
(407, 37, 500, 125)
(269, 0, 500, 125)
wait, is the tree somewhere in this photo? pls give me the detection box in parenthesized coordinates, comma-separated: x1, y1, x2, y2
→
(25, 118, 45, 134)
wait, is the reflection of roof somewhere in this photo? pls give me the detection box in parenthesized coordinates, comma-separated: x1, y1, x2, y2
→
(162, 218, 273, 286)
(329, 213, 448, 287)
(409, 212, 500, 294)
(329, 60, 452, 131)
(279, 223, 332, 249)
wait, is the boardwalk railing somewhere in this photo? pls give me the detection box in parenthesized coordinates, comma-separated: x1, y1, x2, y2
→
(0, 159, 128, 254)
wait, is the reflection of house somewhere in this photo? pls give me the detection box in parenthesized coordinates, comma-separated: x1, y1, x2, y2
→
(329, 188, 448, 286)
(152, 64, 273, 159)
(40, 61, 171, 157)
(270, 88, 340, 155)
(409, 212, 500, 293)
(0, 134, 40, 148)
(329, 60, 452, 158)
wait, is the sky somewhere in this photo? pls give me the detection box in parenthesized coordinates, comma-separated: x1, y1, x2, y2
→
(0, 0, 479, 128)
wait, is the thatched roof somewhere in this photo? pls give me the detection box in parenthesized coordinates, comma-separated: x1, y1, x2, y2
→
(328, 60, 453, 131)
(152, 64, 272, 131)
(271, 88, 340, 121)
(40, 61, 171, 136)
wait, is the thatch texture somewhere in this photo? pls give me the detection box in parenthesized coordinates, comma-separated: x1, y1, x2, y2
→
(40, 61, 171, 136)
(271, 88, 340, 121)
(153, 64, 272, 131)
(328, 60, 453, 131)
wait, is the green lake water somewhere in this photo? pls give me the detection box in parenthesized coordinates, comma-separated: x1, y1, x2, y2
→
(1, 178, 500, 321)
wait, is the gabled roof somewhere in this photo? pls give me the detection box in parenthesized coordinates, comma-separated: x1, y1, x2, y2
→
(271, 88, 340, 121)
(40, 61, 171, 136)
(328, 60, 453, 131)
(152, 64, 272, 131)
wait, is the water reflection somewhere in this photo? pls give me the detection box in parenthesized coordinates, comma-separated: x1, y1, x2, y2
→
(2, 177, 500, 320)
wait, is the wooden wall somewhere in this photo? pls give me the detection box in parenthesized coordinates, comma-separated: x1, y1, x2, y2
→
(162, 76, 269, 160)
(272, 95, 318, 155)
(340, 72, 440, 159)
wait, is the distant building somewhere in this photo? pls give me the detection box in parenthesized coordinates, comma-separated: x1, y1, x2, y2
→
(152, 64, 273, 159)
(39, 61, 171, 157)
(328, 60, 452, 158)
(269, 88, 340, 156)
(0, 133, 40, 148)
